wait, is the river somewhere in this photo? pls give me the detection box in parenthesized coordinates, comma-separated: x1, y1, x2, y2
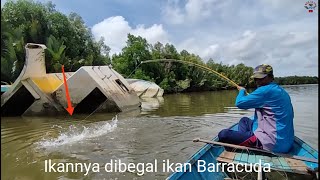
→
(1, 84, 318, 180)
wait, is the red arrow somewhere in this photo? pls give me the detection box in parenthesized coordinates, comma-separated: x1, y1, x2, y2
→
(62, 65, 74, 115)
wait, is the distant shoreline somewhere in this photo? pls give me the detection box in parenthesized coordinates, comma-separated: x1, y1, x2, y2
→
(282, 84, 318, 87)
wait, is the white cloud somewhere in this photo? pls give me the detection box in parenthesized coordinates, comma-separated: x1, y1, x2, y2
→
(227, 31, 257, 54)
(185, 0, 216, 21)
(160, 0, 318, 76)
(172, 26, 317, 76)
(162, 0, 217, 24)
(91, 0, 317, 76)
(91, 16, 130, 53)
(2, 0, 317, 76)
(162, 3, 184, 25)
(281, 32, 315, 47)
(92, 16, 169, 54)
(131, 24, 169, 45)
(201, 44, 220, 59)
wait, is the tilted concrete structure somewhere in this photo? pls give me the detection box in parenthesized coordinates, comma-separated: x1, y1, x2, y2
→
(1, 44, 63, 116)
(53, 66, 140, 114)
(1, 43, 141, 116)
(126, 79, 164, 98)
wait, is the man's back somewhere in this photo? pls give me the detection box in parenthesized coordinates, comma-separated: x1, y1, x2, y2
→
(236, 82, 294, 153)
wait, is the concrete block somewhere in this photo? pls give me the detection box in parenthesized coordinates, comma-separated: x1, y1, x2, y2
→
(53, 66, 141, 114)
(1, 43, 63, 116)
(1, 79, 63, 116)
(126, 79, 164, 98)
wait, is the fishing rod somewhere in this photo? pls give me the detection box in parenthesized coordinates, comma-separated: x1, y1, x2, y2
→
(137, 59, 242, 89)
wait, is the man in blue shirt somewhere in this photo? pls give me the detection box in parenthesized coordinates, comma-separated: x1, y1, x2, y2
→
(218, 64, 294, 153)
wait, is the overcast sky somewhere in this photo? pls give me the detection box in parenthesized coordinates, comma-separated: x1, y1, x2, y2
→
(1, 0, 318, 76)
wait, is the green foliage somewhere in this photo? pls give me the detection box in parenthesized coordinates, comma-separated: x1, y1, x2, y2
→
(112, 34, 152, 77)
(1, 0, 317, 92)
(111, 34, 318, 93)
(45, 35, 66, 72)
(274, 76, 318, 85)
(1, 0, 110, 82)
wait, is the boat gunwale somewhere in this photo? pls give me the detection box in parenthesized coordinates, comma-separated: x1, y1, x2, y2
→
(293, 136, 318, 158)
(167, 124, 238, 179)
(167, 123, 318, 179)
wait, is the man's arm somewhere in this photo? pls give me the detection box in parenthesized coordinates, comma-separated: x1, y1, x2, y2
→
(235, 88, 266, 109)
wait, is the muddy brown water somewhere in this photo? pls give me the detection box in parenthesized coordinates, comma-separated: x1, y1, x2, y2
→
(1, 84, 318, 180)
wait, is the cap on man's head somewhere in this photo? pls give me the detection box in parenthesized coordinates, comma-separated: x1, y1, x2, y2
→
(251, 64, 273, 79)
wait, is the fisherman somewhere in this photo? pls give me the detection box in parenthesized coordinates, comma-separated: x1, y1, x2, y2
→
(218, 64, 294, 153)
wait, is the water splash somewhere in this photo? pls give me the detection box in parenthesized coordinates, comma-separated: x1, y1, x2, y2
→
(37, 115, 118, 148)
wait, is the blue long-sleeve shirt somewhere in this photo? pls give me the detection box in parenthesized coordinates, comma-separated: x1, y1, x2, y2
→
(235, 82, 294, 153)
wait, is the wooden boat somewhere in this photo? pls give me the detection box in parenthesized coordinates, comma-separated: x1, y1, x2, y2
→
(167, 123, 318, 180)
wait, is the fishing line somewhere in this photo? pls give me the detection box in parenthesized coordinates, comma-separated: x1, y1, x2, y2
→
(127, 63, 143, 78)
(128, 59, 242, 89)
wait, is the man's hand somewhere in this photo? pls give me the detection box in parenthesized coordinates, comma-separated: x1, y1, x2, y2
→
(237, 86, 245, 91)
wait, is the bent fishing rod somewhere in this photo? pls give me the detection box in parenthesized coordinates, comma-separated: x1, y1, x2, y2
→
(130, 59, 242, 90)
